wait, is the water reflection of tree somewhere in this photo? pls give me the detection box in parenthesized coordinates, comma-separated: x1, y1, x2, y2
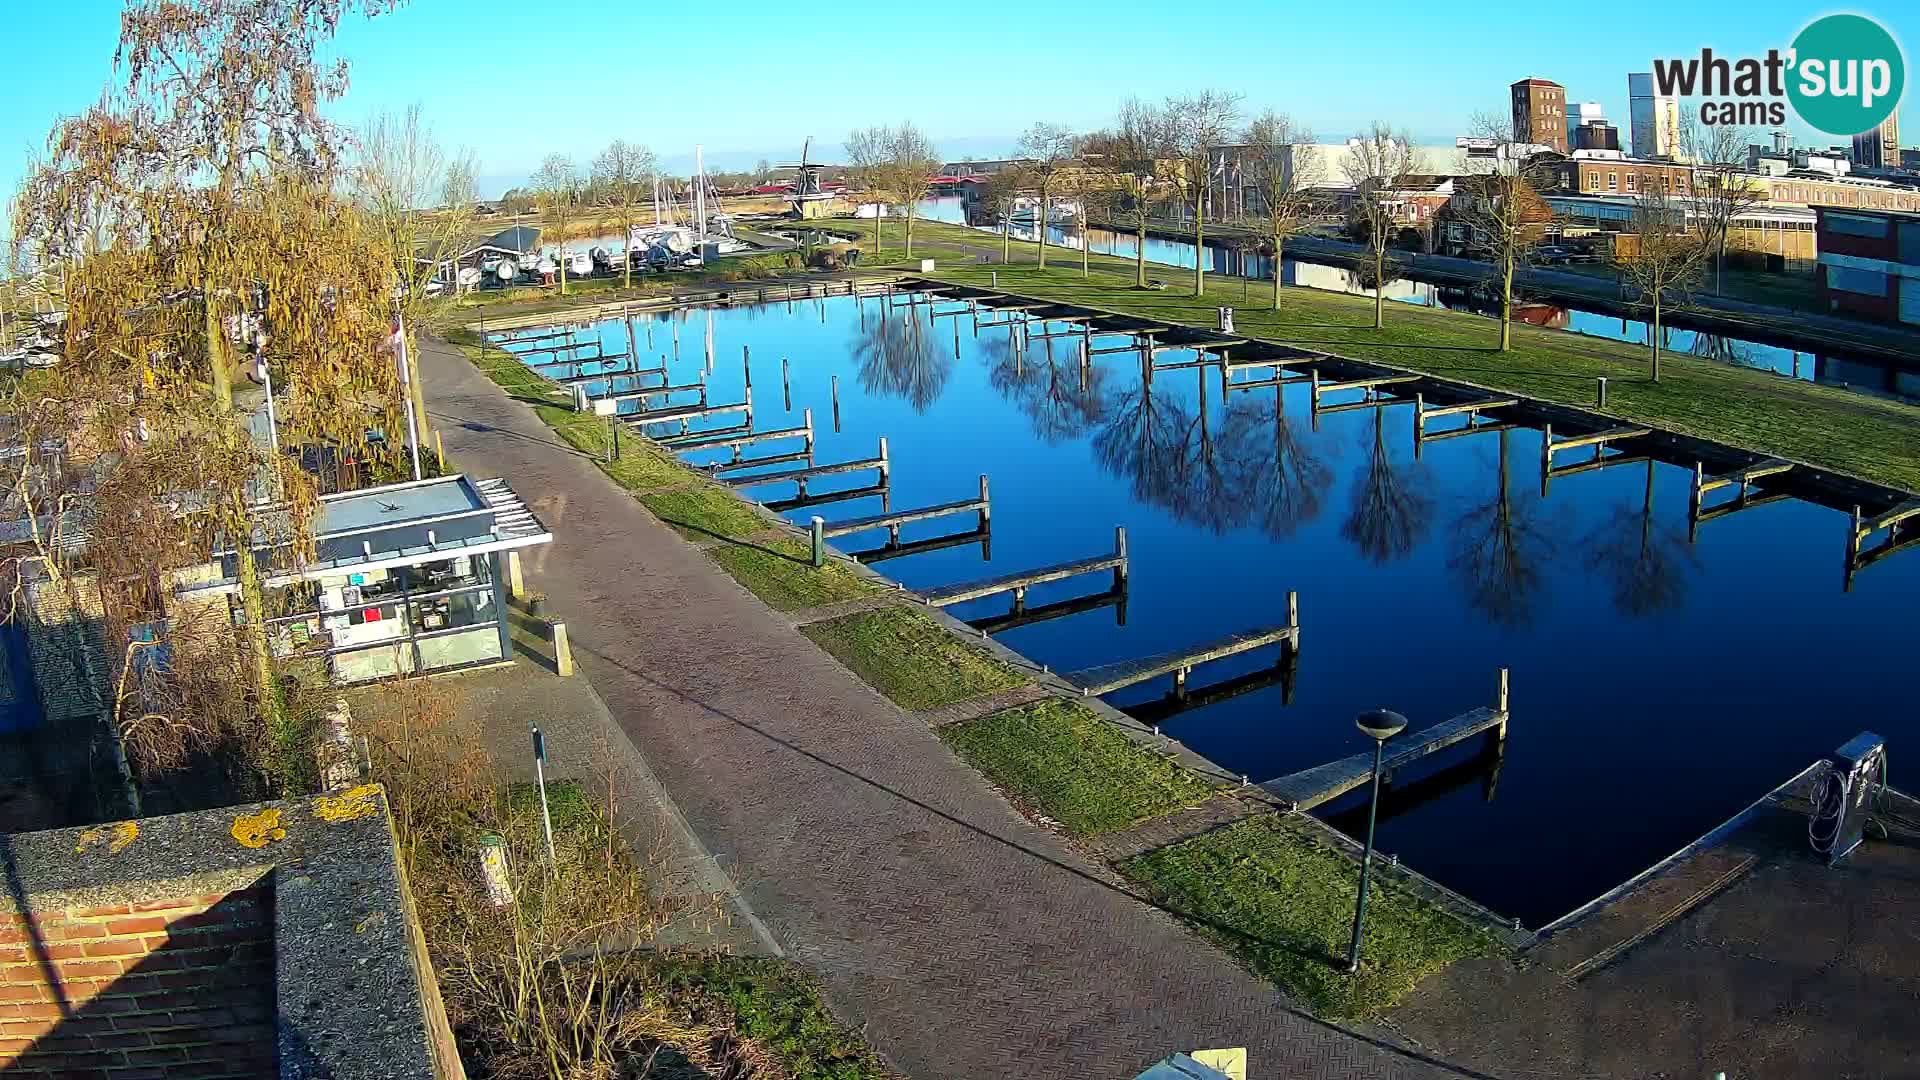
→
(1446, 428, 1556, 627)
(1687, 331, 1768, 371)
(1342, 409, 1431, 563)
(1092, 365, 1235, 532)
(980, 332, 1115, 443)
(853, 308, 951, 412)
(1219, 391, 1332, 539)
(1584, 459, 1696, 616)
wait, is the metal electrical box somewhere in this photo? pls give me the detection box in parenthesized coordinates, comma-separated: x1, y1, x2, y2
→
(1825, 732, 1886, 865)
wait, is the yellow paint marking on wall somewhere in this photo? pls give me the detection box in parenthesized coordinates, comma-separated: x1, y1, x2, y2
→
(1190, 1048, 1246, 1080)
(73, 821, 140, 855)
(232, 808, 288, 848)
(312, 784, 382, 823)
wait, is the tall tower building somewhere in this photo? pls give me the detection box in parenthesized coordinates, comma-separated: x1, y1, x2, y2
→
(1851, 113, 1900, 169)
(1567, 102, 1606, 148)
(1628, 73, 1680, 158)
(1510, 78, 1568, 154)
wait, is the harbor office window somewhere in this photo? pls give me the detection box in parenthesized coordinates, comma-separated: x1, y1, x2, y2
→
(262, 554, 507, 683)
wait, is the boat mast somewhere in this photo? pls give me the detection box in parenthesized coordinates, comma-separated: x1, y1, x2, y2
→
(695, 144, 708, 253)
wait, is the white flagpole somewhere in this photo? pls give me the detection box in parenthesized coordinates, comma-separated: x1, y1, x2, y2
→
(395, 313, 423, 481)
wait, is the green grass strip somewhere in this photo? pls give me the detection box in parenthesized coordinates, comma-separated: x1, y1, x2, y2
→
(710, 537, 877, 612)
(942, 698, 1215, 835)
(650, 955, 892, 1080)
(1125, 816, 1495, 1020)
(801, 606, 1025, 710)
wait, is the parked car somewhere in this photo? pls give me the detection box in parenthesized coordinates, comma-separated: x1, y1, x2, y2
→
(1534, 245, 1574, 265)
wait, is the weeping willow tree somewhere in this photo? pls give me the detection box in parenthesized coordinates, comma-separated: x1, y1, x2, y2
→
(8, 0, 407, 795)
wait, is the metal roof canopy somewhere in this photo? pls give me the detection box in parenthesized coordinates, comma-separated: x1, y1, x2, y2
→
(183, 473, 551, 596)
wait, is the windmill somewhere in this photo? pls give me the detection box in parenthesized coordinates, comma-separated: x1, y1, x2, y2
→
(777, 137, 835, 218)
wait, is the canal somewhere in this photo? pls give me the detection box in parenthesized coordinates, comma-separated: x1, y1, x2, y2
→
(515, 292, 1920, 928)
(908, 196, 1920, 404)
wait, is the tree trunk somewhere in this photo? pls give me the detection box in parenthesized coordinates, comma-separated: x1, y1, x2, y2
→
(1136, 216, 1147, 288)
(1650, 294, 1663, 382)
(873, 209, 882, 256)
(1499, 248, 1514, 351)
(1272, 230, 1284, 311)
(1003, 218, 1011, 262)
(1373, 246, 1385, 329)
(1082, 215, 1090, 278)
(1037, 189, 1048, 268)
(1193, 196, 1205, 296)
(557, 230, 568, 296)
(905, 205, 914, 257)
(205, 277, 287, 757)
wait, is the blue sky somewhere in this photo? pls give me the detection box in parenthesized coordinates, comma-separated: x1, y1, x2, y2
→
(5, 0, 1917, 206)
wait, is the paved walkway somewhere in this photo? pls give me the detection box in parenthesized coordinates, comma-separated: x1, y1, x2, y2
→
(419, 335, 1478, 1079)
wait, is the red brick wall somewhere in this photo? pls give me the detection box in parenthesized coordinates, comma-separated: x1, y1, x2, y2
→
(0, 887, 275, 1079)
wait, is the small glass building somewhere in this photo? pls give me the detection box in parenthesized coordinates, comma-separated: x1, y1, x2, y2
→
(179, 474, 551, 684)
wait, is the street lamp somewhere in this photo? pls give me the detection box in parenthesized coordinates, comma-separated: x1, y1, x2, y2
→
(1347, 707, 1408, 974)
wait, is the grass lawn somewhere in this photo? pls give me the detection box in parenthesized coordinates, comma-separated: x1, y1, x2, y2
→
(650, 955, 893, 1080)
(709, 537, 877, 612)
(825, 215, 1920, 494)
(942, 698, 1215, 835)
(1125, 816, 1496, 1021)
(800, 606, 1026, 710)
(640, 483, 770, 539)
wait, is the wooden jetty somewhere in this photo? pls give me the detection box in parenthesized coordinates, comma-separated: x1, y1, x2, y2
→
(624, 396, 751, 437)
(1261, 670, 1511, 812)
(1225, 371, 1314, 393)
(1065, 607, 1299, 699)
(1126, 657, 1296, 726)
(1846, 497, 1920, 589)
(1689, 459, 1794, 539)
(920, 527, 1127, 609)
(1412, 393, 1518, 458)
(725, 438, 888, 499)
(513, 340, 604, 357)
(1309, 369, 1420, 428)
(965, 584, 1123, 635)
(1540, 423, 1651, 495)
(597, 380, 707, 406)
(549, 363, 661, 386)
(821, 475, 988, 545)
(848, 523, 989, 565)
(491, 327, 583, 345)
(765, 481, 888, 514)
(660, 410, 813, 461)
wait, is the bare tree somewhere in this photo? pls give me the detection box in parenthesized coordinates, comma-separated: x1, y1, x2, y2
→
(1018, 123, 1079, 269)
(977, 169, 1024, 263)
(1242, 110, 1324, 311)
(531, 154, 581, 296)
(884, 123, 940, 258)
(1457, 114, 1559, 350)
(1618, 182, 1710, 380)
(13, 0, 408, 789)
(1682, 111, 1765, 295)
(351, 105, 476, 451)
(844, 126, 892, 255)
(591, 140, 656, 291)
(1344, 122, 1418, 329)
(1164, 91, 1242, 295)
(1081, 100, 1174, 289)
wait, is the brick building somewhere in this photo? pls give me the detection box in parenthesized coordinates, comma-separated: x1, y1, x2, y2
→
(1511, 79, 1568, 155)
(1545, 156, 1920, 213)
(0, 786, 460, 1079)
(1814, 206, 1920, 324)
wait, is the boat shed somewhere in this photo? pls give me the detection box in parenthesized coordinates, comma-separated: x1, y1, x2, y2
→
(178, 473, 552, 683)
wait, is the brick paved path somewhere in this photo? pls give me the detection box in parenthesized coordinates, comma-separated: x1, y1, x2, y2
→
(419, 336, 1475, 1079)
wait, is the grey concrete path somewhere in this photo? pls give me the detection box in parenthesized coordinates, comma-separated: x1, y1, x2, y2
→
(418, 335, 1482, 1080)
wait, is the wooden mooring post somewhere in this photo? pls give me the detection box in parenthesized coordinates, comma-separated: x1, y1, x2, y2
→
(782, 357, 792, 410)
(831, 375, 842, 432)
(1412, 393, 1518, 459)
(1688, 458, 1795, 541)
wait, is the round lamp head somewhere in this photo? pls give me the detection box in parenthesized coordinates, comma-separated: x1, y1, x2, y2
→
(1356, 708, 1409, 742)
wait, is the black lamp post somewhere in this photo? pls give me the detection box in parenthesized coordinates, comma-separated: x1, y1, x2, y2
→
(1347, 707, 1408, 974)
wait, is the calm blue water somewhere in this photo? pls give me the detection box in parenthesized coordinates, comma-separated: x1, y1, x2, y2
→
(503, 295, 1920, 926)
(910, 196, 1920, 402)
